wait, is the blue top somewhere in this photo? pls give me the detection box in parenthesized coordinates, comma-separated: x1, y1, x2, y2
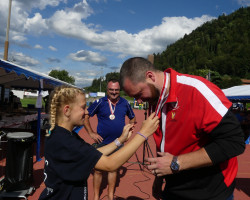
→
(88, 96, 135, 144)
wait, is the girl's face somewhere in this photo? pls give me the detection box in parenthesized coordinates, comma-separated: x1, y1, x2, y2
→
(69, 93, 88, 126)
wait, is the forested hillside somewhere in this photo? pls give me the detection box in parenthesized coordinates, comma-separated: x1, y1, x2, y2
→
(153, 7, 250, 88)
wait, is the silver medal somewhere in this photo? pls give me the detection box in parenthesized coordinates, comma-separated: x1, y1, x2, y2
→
(109, 114, 115, 120)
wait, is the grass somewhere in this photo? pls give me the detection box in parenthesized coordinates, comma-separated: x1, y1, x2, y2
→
(21, 96, 132, 108)
(20, 97, 45, 108)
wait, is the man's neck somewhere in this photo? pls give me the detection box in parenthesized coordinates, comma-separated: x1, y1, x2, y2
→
(108, 97, 120, 104)
(156, 72, 170, 94)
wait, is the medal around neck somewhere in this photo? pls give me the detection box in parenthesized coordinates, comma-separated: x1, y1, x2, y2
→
(108, 99, 116, 120)
(109, 114, 115, 120)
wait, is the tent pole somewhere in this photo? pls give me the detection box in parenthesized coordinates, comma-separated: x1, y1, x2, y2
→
(4, 0, 12, 61)
(36, 106, 42, 161)
(36, 80, 43, 162)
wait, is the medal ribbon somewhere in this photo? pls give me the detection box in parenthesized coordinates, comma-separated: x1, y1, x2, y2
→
(155, 72, 169, 116)
(108, 99, 117, 115)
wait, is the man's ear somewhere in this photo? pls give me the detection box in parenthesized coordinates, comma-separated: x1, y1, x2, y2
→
(63, 105, 71, 117)
(145, 71, 156, 83)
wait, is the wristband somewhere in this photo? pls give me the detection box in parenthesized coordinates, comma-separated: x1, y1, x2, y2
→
(137, 132, 148, 140)
(114, 138, 122, 147)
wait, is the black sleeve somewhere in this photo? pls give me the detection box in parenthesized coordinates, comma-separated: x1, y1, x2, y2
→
(204, 108, 245, 165)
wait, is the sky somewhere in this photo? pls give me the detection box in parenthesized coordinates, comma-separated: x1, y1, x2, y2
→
(0, 0, 250, 88)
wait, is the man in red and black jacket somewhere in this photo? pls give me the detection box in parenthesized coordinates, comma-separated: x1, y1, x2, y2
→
(120, 57, 245, 200)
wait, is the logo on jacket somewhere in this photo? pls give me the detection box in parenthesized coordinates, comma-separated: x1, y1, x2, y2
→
(171, 112, 176, 120)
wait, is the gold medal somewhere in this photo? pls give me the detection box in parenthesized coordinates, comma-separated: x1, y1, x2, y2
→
(109, 114, 115, 120)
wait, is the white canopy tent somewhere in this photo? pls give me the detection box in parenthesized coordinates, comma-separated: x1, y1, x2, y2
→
(222, 85, 250, 103)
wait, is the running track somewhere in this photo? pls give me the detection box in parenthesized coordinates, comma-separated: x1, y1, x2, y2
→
(0, 109, 249, 199)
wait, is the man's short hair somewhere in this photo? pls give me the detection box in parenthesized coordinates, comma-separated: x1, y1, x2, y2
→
(108, 79, 119, 84)
(120, 57, 157, 87)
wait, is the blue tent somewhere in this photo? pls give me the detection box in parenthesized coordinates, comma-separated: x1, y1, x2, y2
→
(0, 59, 75, 90)
(0, 59, 76, 161)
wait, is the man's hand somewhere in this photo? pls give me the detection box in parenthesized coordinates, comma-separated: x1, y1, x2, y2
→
(89, 132, 103, 143)
(146, 152, 174, 176)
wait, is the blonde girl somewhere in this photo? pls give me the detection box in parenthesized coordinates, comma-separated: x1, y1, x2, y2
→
(39, 86, 159, 200)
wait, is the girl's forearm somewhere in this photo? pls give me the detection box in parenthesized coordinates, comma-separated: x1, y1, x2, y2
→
(96, 134, 146, 171)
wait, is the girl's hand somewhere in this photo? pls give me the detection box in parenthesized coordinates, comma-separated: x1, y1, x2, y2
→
(119, 124, 134, 143)
(139, 112, 159, 138)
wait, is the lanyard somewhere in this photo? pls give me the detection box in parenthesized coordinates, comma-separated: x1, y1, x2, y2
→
(108, 99, 117, 116)
(155, 72, 169, 116)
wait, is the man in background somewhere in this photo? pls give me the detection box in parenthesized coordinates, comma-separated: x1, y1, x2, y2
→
(84, 79, 136, 200)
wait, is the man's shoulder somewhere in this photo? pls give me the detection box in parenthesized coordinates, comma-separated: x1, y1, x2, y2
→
(121, 96, 133, 102)
(88, 97, 107, 112)
(119, 97, 130, 105)
(119, 96, 126, 101)
(93, 96, 107, 104)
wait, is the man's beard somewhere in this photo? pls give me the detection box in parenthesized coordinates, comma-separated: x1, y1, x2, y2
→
(147, 83, 160, 105)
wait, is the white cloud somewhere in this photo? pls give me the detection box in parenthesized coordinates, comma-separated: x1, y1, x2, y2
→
(48, 45, 57, 51)
(48, 66, 61, 73)
(49, 0, 93, 24)
(48, 3, 214, 58)
(8, 52, 40, 67)
(69, 50, 107, 66)
(0, 0, 54, 43)
(0, 2, 19, 43)
(12, 35, 27, 42)
(86, 15, 214, 57)
(48, 0, 94, 39)
(1, 0, 215, 64)
(24, 13, 48, 34)
(35, 44, 43, 49)
(237, 0, 250, 6)
(129, 10, 136, 14)
(72, 69, 103, 87)
(15, 0, 66, 11)
(46, 57, 61, 63)
(74, 75, 93, 87)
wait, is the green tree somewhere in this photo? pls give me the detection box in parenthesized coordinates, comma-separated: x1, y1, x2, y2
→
(153, 6, 250, 84)
(84, 72, 120, 92)
(192, 69, 222, 86)
(105, 72, 120, 82)
(49, 69, 75, 85)
(218, 76, 242, 89)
